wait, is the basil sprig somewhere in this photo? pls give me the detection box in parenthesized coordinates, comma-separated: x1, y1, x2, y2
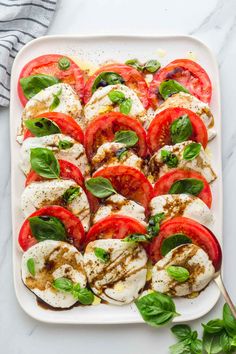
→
(62, 187, 81, 204)
(58, 57, 71, 70)
(125, 59, 161, 73)
(170, 114, 193, 144)
(147, 213, 165, 238)
(49, 88, 62, 111)
(161, 234, 192, 256)
(108, 90, 132, 115)
(94, 247, 110, 262)
(29, 216, 67, 242)
(25, 117, 61, 137)
(92, 72, 125, 93)
(167, 266, 190, 283)
(58, 140, 73, 150)
(170, 324, 202, 354)
(161, 150, 178, 168)
(85, 177, 116, 198)
(53, 277, 94, 305)
(169, 178, 204, 196)
(183, 142, 201, 161)
(159, 79, 189, 100)
(30, 147, 60, 179)
(135, 291, 179, 327)
(27, 258, 36, 276)
(114, 130, 138, 147)
(20, 74, 59, 99)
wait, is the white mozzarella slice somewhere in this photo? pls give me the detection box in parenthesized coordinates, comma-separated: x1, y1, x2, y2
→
(84, 239, 147, 305)
(152, 244, 215, 297)
(21, 179, 90, 231)
(84, 84, 148, 128)
(91, 142, 144, 171)
(154, 92, 216, 140)
(149, 140, 217, 183)
(150, 194, 213, 229)
(93, 194, 146, 225)
(22, 240, 87, 308)
(19, 133, 90, 177)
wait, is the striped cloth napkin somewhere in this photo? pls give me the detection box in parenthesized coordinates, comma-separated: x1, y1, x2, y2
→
(0, 0, 57, 107)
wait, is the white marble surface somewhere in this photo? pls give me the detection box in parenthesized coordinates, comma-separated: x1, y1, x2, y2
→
(0, 0, 236, 353)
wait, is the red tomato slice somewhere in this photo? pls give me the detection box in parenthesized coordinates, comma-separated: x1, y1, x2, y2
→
(93, 166, 153, 211)
(84, 112, 147, 159)
(153, 169, 212, 208)
(18, 206, 85, 251)
(149, 59, 212, 107)
(84, 63, 150, 109)
(18, 54, 85, 106)
(147, 217, 222, 270)
(147, 107, 208, 153)
(84, 215, 147, 246)
(23, 112, 84, 144)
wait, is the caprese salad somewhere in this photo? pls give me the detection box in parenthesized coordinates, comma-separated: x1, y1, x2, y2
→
(16, 54, 221, 323)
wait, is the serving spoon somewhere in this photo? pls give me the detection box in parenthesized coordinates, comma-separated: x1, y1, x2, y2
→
(214, 272, 236, 318)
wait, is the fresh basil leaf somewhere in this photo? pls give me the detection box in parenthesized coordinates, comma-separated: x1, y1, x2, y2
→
(116, 147, 128, 160)
(169, 339, 192, 354)
(20, 74, 59, 99)
(25, 117, 61, 137)
(135, 291, 178, 327)
(223, 303, 236, 336)
(30, 147, 60, 179)
(147, 213, 165, 238)
(169, 178, 204, 196)
(92, 72, 125, 93)
(190, 338, 202, 354)
(161, 234, 192, 256)
(114, 130, 138, 147)
(58, 140, 73, 150)
(62, 186, 81, 204)
(125, 59, 143, 71)
(171, 324, 192, 340)
(72, 287, 94, 305)
(167, 266, 190, 282)
(49, 88, 62, 111)
(231, 335, 236, 346)
(53, 277, 73, 292)
(161, 149, 178, 168)
(120, 98, 132, 114)
(144, 59, 161, 73)
(203, 331, 224, 354)
(170, 114, 193, 144)
(85, 177, 116, 198)
(108, 90, 125, 103)
(183, 142, 201, 161)
(159, 79, 189, 100)
(58, 57, 71, 70)
(220, 330, 231, 352)
(94, 247, 110, 262)
(122, 233, 150, 243)
(202, 319, 225, 334)
(29, 215, 67, 242)
(27, 258, 35, 276)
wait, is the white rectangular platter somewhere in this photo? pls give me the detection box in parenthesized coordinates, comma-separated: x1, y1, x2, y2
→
(10, 35, 222, 324)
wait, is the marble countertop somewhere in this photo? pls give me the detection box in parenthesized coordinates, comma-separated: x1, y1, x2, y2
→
(1, 0, 236, 353)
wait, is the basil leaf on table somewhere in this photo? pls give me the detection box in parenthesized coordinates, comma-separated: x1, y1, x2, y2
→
(27, 258, 36, 276)
(114, 130, 138, 147)
(169, 339, 192, 354)
(202, 319, 225, 334)
(143, 59, 161, 73)
(24, 117, 61, 137)
(161, 149, 179, 168)
(20, 74, 59, 99)
(30, 147, 60, 179)
(183, 142, 201, 161)
(58, 57, 71, 70)
(202, 331, 224, 354)
(108, 90, 125, 103)
(159, 79, 189, 100)
(62, 187, 81, 204)
(147, 212, 165, 238)
(135, 291, 178, 327)
(53, 277, 73, 292)
(223, 303, 236, 337)
(166, 266, 190, 282)
(120, 98, 132, 114)
(92, 72, 125, 93)
(122, 233, 150, 243)
(170, 324, 202, 354)
(94, 247, 110, 262)
(29, 216, 67, 242)
(169, 178, 204, 196)
(220, 331, 232, 352)
(58, 140, 73, 150)
(170, 114, 193, 144)
(171, 324, 192, 340)
(161, 234, 192, 256)
(85, 177, 116, 198)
